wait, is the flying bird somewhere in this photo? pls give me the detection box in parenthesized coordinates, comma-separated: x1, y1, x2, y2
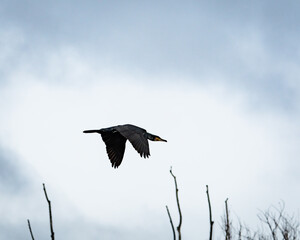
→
(83, 124, 167, 168)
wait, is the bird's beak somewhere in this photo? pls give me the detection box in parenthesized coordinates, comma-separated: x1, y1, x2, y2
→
(155, 137, 167, 142)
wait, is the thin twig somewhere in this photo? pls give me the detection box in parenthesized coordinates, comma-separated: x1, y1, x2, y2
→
(166, 205, 176, 240)
(43, 183, 55, 240)
(170, 167, 182, 240)
(206, 185, 214, 240)
(27, 219, 35, 240)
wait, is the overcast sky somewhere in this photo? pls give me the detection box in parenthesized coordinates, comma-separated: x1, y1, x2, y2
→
(1, 1, 300, 239)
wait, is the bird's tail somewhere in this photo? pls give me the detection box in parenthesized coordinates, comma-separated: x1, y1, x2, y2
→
(83, 129, 101, 133)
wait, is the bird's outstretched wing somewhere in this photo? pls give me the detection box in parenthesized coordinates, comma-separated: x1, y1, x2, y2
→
(115, 125, 150, 158)
(100, 130, 127, 168)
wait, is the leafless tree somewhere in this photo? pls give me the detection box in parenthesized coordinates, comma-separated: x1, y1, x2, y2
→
(166, 167, 183, 240)
(257, 202, 299, 240)
(221, 201, 299, 240)
(27, 183, 55, 240)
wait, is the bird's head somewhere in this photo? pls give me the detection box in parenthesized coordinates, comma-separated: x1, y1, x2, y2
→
(147, 133, 167, 142)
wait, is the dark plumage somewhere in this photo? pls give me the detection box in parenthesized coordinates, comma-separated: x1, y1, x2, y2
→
(83, 124, 167, 168)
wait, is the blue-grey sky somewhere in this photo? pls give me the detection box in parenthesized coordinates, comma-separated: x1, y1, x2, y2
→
(0, 1, 300, 239)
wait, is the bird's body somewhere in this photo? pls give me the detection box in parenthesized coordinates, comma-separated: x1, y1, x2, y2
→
(83, 124, 167, 168)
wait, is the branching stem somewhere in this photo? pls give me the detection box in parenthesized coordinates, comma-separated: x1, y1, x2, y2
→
(43, 183, 55, 240)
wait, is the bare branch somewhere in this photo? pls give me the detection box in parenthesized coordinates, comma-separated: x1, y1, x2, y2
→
(206, 185, 214, 240)
(43, 183, 55, 240)
(258, 206, 281, 240)
(27, 219, 35, 240)
(166, 205, 176, 240)
(224, 198, 231, 240)
(170, 167, 182, 240)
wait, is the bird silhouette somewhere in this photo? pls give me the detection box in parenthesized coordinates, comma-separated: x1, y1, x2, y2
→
(83, 124, 167, 168)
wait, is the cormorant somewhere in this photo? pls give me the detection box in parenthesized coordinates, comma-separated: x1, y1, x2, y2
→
(83, 124, 167, 168)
